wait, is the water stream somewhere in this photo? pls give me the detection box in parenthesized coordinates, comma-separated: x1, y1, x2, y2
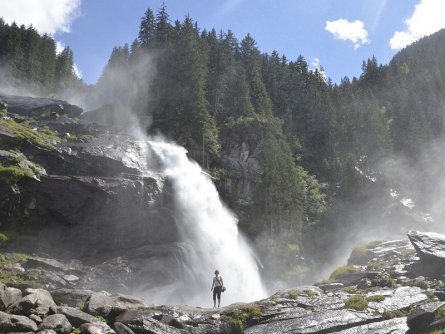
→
(147, 139, 266, 306)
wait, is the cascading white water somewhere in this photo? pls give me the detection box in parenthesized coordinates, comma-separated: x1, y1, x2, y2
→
(147, 139, 267, 306)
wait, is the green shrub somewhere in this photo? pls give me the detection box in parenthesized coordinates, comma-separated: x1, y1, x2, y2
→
(221, 306, 263, 333)
(344, 295, 368, 311)
(329, 265, 362, 281)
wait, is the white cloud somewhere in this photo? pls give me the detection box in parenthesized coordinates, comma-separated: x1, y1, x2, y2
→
(55, 41, 66, 55)
(325, 19, 369, 50)
(390, 0, 445, 50)
(0, 0, 81, 35)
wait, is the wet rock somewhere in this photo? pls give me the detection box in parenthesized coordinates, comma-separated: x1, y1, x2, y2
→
(38, 314, 72, 334)
(56, 306, 99, 327)
(370, 286, 428, 312)
(245, 309, 380, 334)
(408, 230, 445, 264)
(0, 310, 38, 332)
(51, 288, 94, 308)
(332, 317, 408, 333)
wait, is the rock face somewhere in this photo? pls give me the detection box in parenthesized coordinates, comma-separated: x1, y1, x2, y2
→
(0, 95, 183, 285)
(408, 230, 445, 263)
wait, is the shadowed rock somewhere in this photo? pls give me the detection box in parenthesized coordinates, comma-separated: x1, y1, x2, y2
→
(0, 94, 82, 118)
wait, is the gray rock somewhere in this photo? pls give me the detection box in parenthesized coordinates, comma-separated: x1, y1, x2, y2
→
(110, 293, 147, 312)
(118, 314, 184, 334)
(371, 286, 428, 312)
(87, 291, 114, 317)
(30, 314, 43, 323)
(37, 330, 58, 334)
(245, 309, 380, 334)
(56, 306, 99, 327)
(0, 94, 83, 118)
(332, 317, 409, 333)
(23, 257, 70, 271)
(0, 282, 22, 310)
(0, 310, 38, 332)
(408, 230, 445, 263)
(80, 322, 116, 334)
(63, 274, 79, 282)
(8, 289, 57, 317)
(407, 301, 445, 331)
(114, 321, 135, 334)
(39, 314, 72, 334)
(51, 288, 94, 308)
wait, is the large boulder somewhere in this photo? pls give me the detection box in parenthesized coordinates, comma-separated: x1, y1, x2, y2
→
(38, 314, 72, 334)
(55, 306, 99, 328)
(406, 302, 445, 331)
(0, 282, 22, 310)
(8, 288, 57, 317)
(0, 310, 38, 332)
(408, 231, 445, 264)
(51, 288, 94, 308)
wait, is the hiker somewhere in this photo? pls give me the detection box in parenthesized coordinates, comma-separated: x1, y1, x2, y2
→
(211, 269, 224, 308)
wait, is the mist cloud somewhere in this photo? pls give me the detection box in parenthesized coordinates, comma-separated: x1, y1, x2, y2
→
(325, 19, 369, 50)
(390, 0, 445, 50)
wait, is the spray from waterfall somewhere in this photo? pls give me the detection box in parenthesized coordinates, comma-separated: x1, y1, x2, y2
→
(145, 138, 267, 306)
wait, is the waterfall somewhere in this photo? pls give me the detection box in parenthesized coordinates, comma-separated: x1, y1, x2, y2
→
(146, 139, 267, 306)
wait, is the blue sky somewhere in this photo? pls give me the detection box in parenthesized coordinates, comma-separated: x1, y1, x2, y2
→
(1, 0, 444, 84)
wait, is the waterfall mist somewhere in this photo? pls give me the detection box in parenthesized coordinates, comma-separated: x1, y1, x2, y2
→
(144, 139, 266, 306)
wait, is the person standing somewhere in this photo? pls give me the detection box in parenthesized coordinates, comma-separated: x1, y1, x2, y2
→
(211, 269, 224, 308)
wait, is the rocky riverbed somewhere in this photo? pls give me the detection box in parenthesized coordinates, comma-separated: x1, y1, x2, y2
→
(0, 230, 445, 333)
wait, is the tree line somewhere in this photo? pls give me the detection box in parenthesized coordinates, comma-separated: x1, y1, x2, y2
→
(0, 19, 80, 95)
(2, 7, 444, 284)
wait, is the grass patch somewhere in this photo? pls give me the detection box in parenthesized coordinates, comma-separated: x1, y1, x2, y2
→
(329, 265, 362, 281)
(343, 286, 357, 294)
(344, 295, 368, 311)
(304, 290, 318, 298)
(221, 306, 263, 333)
(0, 117, 62, 148)
(287, 290, 298, 299)
(0, 165, 33, 185)
(367, 295, 385, 302)
(382, 309, 406, 320)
